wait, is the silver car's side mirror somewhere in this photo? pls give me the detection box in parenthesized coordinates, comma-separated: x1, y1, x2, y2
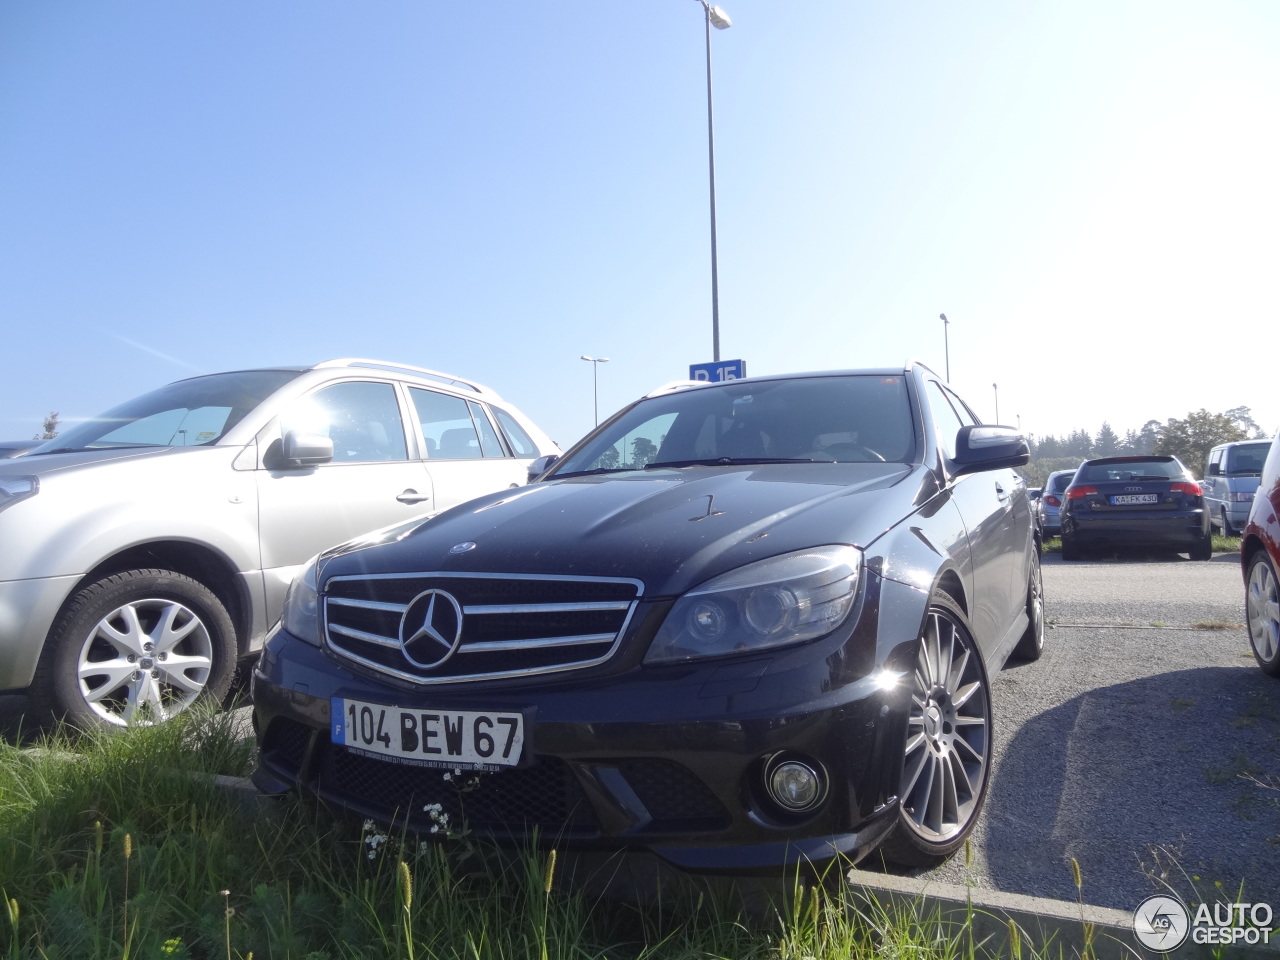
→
(281, 430, 334, 467)
(527, 454, 559, 483)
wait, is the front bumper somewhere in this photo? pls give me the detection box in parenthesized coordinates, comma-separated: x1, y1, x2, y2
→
(0, 574, 79, 691)
(252, 623, 907, 874)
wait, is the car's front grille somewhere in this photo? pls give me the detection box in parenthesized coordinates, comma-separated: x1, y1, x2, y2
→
(322, 573, 643, 684)
(316, 744, 601, 838)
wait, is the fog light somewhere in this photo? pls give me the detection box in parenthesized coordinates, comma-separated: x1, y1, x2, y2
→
(767, 759, 825, 812)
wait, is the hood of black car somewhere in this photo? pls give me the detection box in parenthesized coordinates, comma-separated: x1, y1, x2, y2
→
(324, 462, 928, 598)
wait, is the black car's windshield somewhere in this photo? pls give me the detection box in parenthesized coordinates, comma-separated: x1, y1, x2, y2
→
(31, 370, 303, 454)
(552, 375, 917, 477)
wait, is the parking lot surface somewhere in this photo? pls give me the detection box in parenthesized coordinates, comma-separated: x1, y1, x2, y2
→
(916, 551, 1280, 911)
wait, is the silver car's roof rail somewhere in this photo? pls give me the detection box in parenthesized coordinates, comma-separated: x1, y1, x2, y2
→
(314, 359, 496, 397)
(643, 380, 709, 399)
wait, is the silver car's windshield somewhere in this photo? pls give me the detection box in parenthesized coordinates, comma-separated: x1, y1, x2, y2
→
(553, 375, 917, 477)
(31, 370, 303, 454)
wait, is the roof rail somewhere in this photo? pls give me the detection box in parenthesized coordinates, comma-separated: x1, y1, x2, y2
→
(643, 380, 710, 399)
(313, 359, 496, 397)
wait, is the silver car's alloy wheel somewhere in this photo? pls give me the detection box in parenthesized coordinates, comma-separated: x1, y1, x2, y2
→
(35, 569, 236, 729)
(77, 596, 215, 726)
(1246, 554, 1280, 676)
(899, 602, 991, 845)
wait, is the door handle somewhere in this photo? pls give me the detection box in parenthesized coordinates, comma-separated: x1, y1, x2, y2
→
(995, 482, 1009, 502)
(397, 489, 431, 504)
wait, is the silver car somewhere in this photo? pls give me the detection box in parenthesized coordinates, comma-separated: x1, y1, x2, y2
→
(0, 359, 556, 727)
(1039, 468, 1077, 538)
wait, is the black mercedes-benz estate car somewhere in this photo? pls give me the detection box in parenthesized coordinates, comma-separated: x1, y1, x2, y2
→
(252, 363, 1043, 871)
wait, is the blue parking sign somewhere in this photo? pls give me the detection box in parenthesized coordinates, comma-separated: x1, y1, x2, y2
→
(689, 359, 747, 382)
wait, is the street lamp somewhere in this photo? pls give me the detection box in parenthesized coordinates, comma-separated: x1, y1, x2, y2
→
(580, 355, 610, 426)
(992, 383, 999, 424)
(696, 1, 731, 362)
(940, 313, 950, 381)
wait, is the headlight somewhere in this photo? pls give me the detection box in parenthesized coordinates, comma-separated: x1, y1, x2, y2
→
(645, 545, 861, 664)
(281, 554, 322, 645)
(0, 476, 38, 513)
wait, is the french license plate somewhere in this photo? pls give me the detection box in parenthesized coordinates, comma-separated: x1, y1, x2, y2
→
(332, 698, 524, 771)
(1110, 494, 1158, 505)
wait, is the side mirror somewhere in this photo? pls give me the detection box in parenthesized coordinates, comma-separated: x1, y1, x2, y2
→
(952, 425, 1029, 475)
(527, 454, 559, 483)
(1208, 462, 1221, 477)
(281, 430, 334, 467)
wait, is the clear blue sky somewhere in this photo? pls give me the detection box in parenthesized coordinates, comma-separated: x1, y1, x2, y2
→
(3, 2, 1278, 450)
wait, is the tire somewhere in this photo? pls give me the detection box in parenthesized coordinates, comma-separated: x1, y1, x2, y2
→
(1060, 535, 1081, 562)
(31, 569, 236, 727)
(1012, 554, 1045, 662)
(879, 593, 993, 867)
(1220, 508, 1235, 538)
(1189, 530, 1213, 562)
(1245, 552, 1280, 678)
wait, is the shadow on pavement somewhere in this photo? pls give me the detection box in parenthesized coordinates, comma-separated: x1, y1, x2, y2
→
(976, 666, 1279, 910)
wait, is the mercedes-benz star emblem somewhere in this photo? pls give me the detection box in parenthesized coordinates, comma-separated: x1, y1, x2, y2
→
(399, 589, 464, 670)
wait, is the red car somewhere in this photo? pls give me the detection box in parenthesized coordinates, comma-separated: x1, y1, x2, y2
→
(1241, 431, 1280, 677)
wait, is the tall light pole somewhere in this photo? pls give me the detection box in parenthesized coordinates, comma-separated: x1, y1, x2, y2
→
(940, 313, 950, 381)
(580, 355, 610, 426)
(992, 383, 1000, 424)
(696, 1, 731, 362)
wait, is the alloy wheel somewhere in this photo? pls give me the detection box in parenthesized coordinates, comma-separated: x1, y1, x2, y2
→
(77, 597, 215, 726)
(899, 605, 991, 843)
(1246, 555, 1280, 672)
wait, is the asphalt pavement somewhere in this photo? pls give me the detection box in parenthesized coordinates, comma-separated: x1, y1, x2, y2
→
(900, 550, 1280, 912)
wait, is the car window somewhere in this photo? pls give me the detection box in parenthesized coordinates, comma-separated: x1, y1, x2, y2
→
(467, 401, 507, 457)
(32, 369, 301, 453)
(284, 381, 409, 463)
(1076, 459, 1182, 482)
(1226, 443, 1270, 474)
(556, 376, 915, 475)
(1050, 472, 1075, 493)
(411, 387, 491, 459)
(491, 406, 539, 457)
(925, 381, 969, 460)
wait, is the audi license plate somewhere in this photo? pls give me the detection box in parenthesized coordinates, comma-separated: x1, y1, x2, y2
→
(1110, 494, 1159, 505)
(332, 698, 524, 771)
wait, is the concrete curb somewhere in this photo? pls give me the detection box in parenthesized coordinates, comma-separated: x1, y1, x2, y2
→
(844, 867, 1280, 960)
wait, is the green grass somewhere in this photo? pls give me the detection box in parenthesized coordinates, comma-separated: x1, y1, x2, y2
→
(1213, 534, 1243, 553)
(0, 708, 1127, 959)
(1039, 535, 1241, 555)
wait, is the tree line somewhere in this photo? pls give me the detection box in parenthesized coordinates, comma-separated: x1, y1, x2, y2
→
(1021, 406, 1269, 485)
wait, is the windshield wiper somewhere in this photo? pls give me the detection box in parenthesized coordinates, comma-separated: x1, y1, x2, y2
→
(29, 444, 154, 456)
(643, 457, 816, 469)
(549, 467, 636, 479)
